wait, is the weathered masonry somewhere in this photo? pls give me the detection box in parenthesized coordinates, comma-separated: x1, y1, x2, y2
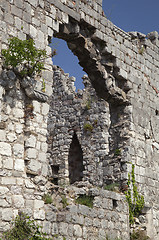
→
(0, 0, 159, 239)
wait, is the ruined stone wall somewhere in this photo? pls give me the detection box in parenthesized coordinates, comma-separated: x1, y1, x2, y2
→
(0, 0, 159, 239)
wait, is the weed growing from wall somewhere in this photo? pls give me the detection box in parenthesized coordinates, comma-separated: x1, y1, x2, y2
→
(1, 37, 47, 78)
(75, 195, 94, 208)
(1, 212, 52, 240)
(125, 164, 144, 225)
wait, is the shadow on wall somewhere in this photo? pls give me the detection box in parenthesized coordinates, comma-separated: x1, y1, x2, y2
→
(51, 37, 86, 90)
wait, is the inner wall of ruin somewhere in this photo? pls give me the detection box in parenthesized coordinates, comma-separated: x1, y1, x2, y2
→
(0, 0, 159, 239)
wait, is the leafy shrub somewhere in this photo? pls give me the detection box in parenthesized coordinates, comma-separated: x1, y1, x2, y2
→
(130, 230, 150, 240)
(61, 195, 68, 208)
(83, 123, 93, 132)
(42, 194, 53, 204)
(1, 37, 47, 77)
(104, 183, 120, 192)
(1, 212, 52, 240)
(75, 195, 94, 208)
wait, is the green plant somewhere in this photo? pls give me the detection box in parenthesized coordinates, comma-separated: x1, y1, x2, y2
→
(104, 183, 120, 192)
(42, 193, 53, 204)
(85, 98, 91, 110)
(125, 164, 145, 225)
(83, 123, 93, 132)
(75, 195, 94, 208)
(1, 37, 47, 77)
(2, 212, 52, 240)
(130, 230, 150, 240)
(114, 149, 121, 156)
(41, 78, 46, 92)
(138, 46, 145, 55)
(105, 235, 122, 240)
(61, 195, 68, 208)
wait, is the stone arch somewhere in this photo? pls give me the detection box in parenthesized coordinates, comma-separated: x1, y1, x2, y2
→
(68, 131, 84, 184)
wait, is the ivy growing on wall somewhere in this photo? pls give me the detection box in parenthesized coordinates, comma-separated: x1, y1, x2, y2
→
(125, 164, 145, 225)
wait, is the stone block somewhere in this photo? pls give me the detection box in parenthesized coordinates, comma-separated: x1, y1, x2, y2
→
(13, 195, 25, 208)
(74, 224, 82, 237)
(34, 209, 45, 220)
(2, 208, 13, 221)
(14, 159, 25, 171)
(3, 158, 13, 170)
(25, 135, 36, 148)
(34, 199, 44, 209)
(13, 144, 24, 158)
(0, 142, 12, 156)
(25, 148, 37, 159)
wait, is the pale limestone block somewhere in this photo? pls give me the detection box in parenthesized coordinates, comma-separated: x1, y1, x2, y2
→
(51, 223, 58, 235)
(25, 135, 36, 148)
(0, 86, 5, 99)
(8, 122, 14, 131)
(41, 103, 50, 115)
(15, 124, 23, 134)
(27, 160, 41, 172)
(25, 148, 37, 159)
(34, 199, 44, 209)
(41, 163, 48, 176)
(34, 209, 45, 220)
(13, 108, 24, 118)
(3, 158, 13, 169)
(17, 178, 24, 185)
(25, 179, 35, 189)
(0, 130, 6, 141)
(7, 132, 17, 142)
(13, 195, 25, 208)
(0, 186, 9, 195)
(2, 208, 13, 221)
(13, 144, 24, 157)
(2, 177, 16, 185)
(0, 199, 10, 207)
(0, 155, 2, 168)
(74, 224, 82, 237)
(0, 142, 12, 156)
(38, 152, 46, 162)
(33, 100, 41, 113)
(41, 142, 48, 152)
(14, 159, 25, 171)
(30, 25, 37, 38)
(35, 113, 43, 123)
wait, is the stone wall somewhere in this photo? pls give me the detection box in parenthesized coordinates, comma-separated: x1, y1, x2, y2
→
(1, 0, 159, 239)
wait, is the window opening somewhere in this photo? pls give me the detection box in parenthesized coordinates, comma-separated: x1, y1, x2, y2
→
(68, 132, 84, 184)
(51, 37, 86, 90)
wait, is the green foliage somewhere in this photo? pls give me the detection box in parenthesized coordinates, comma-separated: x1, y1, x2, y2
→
(83, 123, 93, 132)
(104, 183, 120, 192)
(105, 236, 122, 240)
(130, 230, 150, 240)
(125, 164, 145, 225)
(75, 195, 94, 208)
(138, 46, 145, 55)
(41, 78, 46, 92)
(42, 194, 53, 204)
(2, 212, 52, 240)
(85, 98, 91, 110)
(61, 195, 68, 208)
(114, 149, 121, 156)
(1, 37, 47, 77)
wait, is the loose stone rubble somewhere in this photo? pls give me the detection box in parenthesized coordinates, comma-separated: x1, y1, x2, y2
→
(0, 0, 159, 239)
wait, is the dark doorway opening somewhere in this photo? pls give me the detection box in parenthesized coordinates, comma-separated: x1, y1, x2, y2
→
(68, 132, 84, 184)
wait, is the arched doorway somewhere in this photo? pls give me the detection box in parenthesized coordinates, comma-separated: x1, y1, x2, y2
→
(68, 132, 84, 184)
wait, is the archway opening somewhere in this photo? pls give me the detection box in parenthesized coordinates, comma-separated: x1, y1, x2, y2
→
(51, 37, 86, 90)
(68, 132, 84, 184)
